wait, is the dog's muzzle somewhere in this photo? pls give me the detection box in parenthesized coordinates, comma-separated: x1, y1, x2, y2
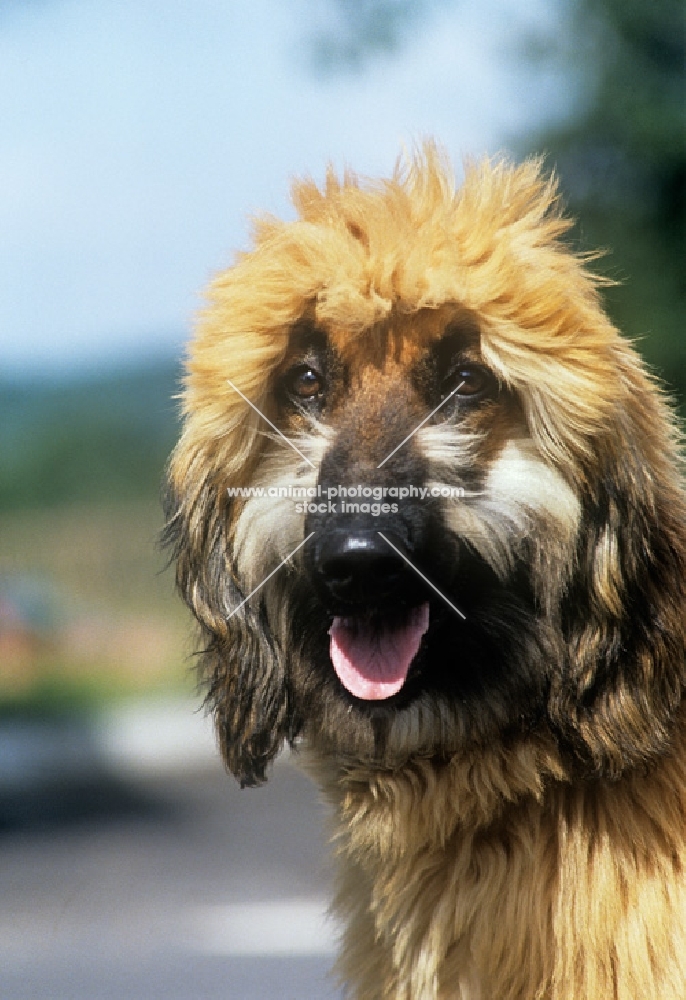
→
(304, 517, 434, 702)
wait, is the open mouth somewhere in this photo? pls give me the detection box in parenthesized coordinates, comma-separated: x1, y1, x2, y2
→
(328, 602, 431, 701)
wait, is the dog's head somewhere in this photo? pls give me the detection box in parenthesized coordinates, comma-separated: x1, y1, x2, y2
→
(165, 145, 686, 787)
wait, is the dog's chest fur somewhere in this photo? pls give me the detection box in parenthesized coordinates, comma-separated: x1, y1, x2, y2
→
(307, 724, 686, 1000)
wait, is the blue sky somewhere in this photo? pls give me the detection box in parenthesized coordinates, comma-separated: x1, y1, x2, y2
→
(0, 0, 569, 374)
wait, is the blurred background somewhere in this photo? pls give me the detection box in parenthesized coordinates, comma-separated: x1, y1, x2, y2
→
(0, 1, 683, 997)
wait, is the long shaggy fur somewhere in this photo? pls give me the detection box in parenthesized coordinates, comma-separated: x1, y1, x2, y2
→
(165, 144, 686, 999)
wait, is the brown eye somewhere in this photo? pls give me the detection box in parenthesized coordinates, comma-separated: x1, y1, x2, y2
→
(287, 365, 324, 399)
(444, 366, 491, 399)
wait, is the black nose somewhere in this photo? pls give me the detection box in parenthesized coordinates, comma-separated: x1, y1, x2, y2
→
(312, 531, 413, 607)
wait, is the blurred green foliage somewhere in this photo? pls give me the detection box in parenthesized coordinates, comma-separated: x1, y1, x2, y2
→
(309, 0, 425, 72)
(0, 362, 181, 511)
(525, 0, 685, 408)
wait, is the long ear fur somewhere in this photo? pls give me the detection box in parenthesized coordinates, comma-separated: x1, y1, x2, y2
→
(549, 362, 686, 777)
(163, 450, 288, 787)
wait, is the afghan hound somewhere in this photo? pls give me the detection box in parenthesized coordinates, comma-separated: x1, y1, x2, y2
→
(165, 144, 686, 999)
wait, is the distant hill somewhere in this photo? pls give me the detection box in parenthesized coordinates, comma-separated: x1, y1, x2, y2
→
(0, 358, 183, 510)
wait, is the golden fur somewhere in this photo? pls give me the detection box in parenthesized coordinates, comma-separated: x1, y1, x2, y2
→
(165, 144, 686, 999)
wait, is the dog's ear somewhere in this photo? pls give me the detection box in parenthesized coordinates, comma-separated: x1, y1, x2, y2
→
(549, 373, 686, 777)
(163, 453, 288, 787)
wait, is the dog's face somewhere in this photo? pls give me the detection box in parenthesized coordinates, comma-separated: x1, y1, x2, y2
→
(166, 146, 686, 787)
(233, 306, 578, 766)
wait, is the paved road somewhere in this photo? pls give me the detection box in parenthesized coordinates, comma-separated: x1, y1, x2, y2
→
(0, 709, 344, 1000)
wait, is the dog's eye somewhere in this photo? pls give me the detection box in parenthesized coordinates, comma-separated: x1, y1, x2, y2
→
(286, 365, 324, 400)
(443, 366, 491, 400)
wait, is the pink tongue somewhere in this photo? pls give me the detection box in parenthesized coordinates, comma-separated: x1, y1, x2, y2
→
(328, 603, 430, 701)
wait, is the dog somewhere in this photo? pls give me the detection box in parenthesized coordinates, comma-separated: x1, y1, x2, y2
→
(165, 144, 686, 999)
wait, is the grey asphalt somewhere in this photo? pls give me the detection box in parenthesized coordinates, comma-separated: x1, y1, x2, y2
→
(0, 701, 344, 1000)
